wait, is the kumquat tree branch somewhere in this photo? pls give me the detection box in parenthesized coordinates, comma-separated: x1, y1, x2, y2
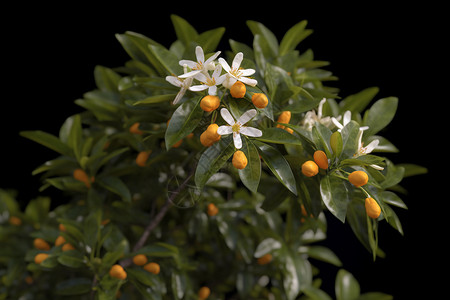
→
(1, 14, 428, 300)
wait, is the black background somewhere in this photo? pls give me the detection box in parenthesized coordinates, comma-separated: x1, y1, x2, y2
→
(2, 2, 444, 299)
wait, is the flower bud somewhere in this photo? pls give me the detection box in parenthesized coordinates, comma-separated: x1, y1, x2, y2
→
(207, 203, 219, 216)
(251, 93, 268, 108)
(230, 81, 246, 98)
(313, 150, 329, 169)
(133, 254, 148, 266)
(232, 150, 248, 169)
(109, 264, 127, 280)
(365, 197, 381, 219)
(257, 253, 273, 265)
(301, 160, 319, 177)
(348, 170, 369, 187)
(33, 238, 51, 251)
(136, 150, 152, 167)
(198, 286, 211, 299)
(144, 262, 160, 275)
(200, 95, 220, 112)
(34, 253, 49, 264)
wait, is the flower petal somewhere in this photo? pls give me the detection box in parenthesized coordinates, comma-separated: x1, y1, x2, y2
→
(232, 52, 243, 69)
(239, 77, 257, 87)
(173, 88, 187, 105)
(240, 126, 262, 137)
(212, 64, 222, 79)
(343, 111, 352, 125)
(233, 132, 242, 149)
(166, 76, 183, 87)
(205, 51, 221, 64)
(179, 60, 197, 69)
(364, 139, 379, 154)
(218, 58, 231, 73)
(179, 70, 202, 78)
(331, 117, 343, 129)
(237, 109, 257, 125)
(220, 108, 236, 126)
(208, 85, 217, 95)
(195, 46, 205, 63)
(240, 68, 255, 76)
(189, 84, 208, 92)
(217, 125, 233, 135)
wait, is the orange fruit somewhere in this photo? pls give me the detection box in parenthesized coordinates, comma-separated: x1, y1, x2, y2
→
(73, 168, 91, 188)
(200, 95, 220, 112)
(207, 203, 219, 216)
(62, 243, 75, 251)
(313, 150, 329, 169)
(230, 81, 246, 98)
(136, 150, 151, 167)
(109, 264, 127, 280)
(348, 170, 369, 187)
(232, 150, 248, 169)
(34, 253, 49, 264)
(55, 235, 66, 247)
(144, 262, 160, 275)
(33, 238, 51, 251)
(251, 93, 268, 108)
(132, 254, 148, 266)
(301, 161, 319, 177)
(129, 122, 143, 135)
(198, 286, 211, 299)
(365, 197, 381, 219)
(257, 253, 273, 265)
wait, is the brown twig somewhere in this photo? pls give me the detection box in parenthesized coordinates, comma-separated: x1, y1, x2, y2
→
(120, 172, 193, 267)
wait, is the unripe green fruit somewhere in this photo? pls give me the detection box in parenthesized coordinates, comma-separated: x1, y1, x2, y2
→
(330, 131, 341, 154)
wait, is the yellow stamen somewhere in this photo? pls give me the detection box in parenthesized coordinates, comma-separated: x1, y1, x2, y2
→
(232, 123, 241, 133)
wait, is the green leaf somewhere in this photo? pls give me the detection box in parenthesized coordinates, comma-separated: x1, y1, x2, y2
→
(340, 87, 379, 113)
(247, 20, 279, 56)
(94, 65, 121, 92)
(397, 163, 428, 177)
(254, 238, 282, 258)
(24, 196, 50, 224)
(284, 96, 323, 113)
(363, 97, 398, 136)
(195, 136, 235, 189)
(339, 121, 360, 160)
(340, 155, 385, 168)
(302, 246, 342, 267)
(302, 286, 333, 300)
(165, 96, 203, 150)
(171, 270, 187, 300)
(96, 176, 132, 202)
(55, 278, 92, 296)
(171, 15, 198, 47)
(254, 141, 297, 195)
(255, 128, 303, 146)
(68, 114, 83, 162)
(57, 251, 85, 268)
(131, 94, 178, 106)
(312, 123, 333, 157)
(238, 139, 261, 193)
(20, 131, 73, 156)
(197, 27, 225, 53)
(335, 269, 361, 300)
(320, 174, 351, 223)
(149, 44, 183, 75)
(279, 20, 313, 55)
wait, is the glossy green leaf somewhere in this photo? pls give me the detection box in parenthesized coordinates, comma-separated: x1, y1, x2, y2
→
(254, 238, 282, 258)
(320, 174, 351, 223)
(57, 251, 85, 268)
(131, 94, 178, 106)
(238, 139, 261, 193)
(303, 246, 342, 267)
(94, 65, 121, 93)
(363, 97, 398, 137)
(279, 20, 312, 55)
(55, 278, 92, 296)
(255, 127, 302, 146)
(24, 197, 50, 224)
(335, 269, 361, 300)
(397, 163, 428, 177)
(284, 95, 323, 113)
(254, 141, 297, 195)
(197, 27, 225, 53)
(171, 15, 198, 47)
(381, 191, 407, 209)
(165, 96, 203, 149)
(340, 87, 379, 113)
(149, 44, 182, 76)
(195, 135, 235, 189)
(20, 130, 73, 156)
(302, 286, 333, 300)
(356, 292, 393, 300)
(96, 176, 132, 202)
(312, 123, 333, 157)
(247, 20, 279, 56)
(339, 121, 360, 160)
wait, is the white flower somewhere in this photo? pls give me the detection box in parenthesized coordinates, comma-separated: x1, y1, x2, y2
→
(331, 110, 369, 132)
(217, 108, 262, 149)
(188, 64, 226, 95)
(354, 127, 383, 170)
(178, 46, 221, 78)
(218, 52, 257, 89)
(302, 98, 332, 131)
(165, 74, 194, 105)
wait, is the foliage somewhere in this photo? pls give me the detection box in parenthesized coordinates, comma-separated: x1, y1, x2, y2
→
(1, 15, 426, 299)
